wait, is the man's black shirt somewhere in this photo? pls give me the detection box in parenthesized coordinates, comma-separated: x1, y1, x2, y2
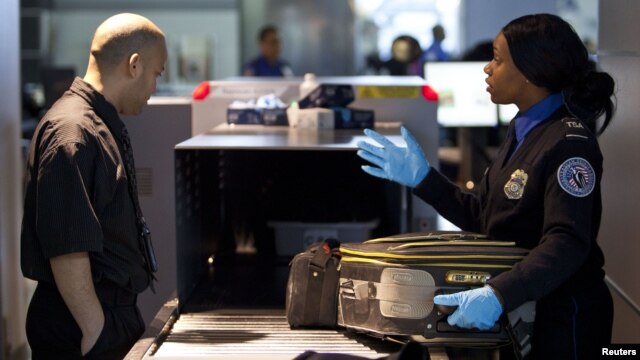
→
(21, 77, 149, 293)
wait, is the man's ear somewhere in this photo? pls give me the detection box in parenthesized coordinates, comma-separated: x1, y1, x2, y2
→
(128, 53, 142, 78)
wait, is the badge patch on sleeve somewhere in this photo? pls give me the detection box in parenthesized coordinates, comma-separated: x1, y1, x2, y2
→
(557, 157, 595, 197)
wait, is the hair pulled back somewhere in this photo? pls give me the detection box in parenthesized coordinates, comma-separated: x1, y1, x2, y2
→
(502, 13, 615, 135)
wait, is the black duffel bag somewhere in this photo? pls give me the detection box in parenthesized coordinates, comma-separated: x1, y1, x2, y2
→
(286, 238, 342, 328)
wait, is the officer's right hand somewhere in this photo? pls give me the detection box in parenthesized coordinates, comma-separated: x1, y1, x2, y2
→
(356, 126, 430, 188)
(433, 286, 503, 330)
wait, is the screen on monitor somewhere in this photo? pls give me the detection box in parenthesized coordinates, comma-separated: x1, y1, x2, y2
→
(499, 103, 519, 124)
(424, 61, 497, 127)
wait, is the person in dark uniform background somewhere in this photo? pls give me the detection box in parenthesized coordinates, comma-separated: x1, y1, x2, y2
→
(357, 13, 615, 359)
(242, 24, 293, 77)
(21, 13, 167, 359)
(421, 24, 449, 63)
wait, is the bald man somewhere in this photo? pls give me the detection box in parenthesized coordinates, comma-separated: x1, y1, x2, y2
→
(21, 13, 167, 359)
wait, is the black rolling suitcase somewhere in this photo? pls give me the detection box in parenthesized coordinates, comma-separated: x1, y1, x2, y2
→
(336, 231, 535, 358)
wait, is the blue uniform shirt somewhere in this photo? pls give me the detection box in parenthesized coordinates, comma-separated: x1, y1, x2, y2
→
(513, 92, 564, 154)
(421, 41, 449, 62)
(242, 55, 292, 77)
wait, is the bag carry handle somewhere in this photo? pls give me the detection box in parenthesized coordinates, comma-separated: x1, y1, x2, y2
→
(302, 238, 341, 325)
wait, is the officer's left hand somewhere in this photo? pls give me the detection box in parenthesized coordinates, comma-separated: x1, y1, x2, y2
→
(356, 126, 430, 188)
(433, 286, 503, 330)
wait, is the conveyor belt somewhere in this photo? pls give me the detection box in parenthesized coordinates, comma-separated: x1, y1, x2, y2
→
(146, 310, 397, 359)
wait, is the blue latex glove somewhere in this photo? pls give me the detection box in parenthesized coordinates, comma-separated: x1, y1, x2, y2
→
(356, 126, 430, 188)
(433, 286, 503, 330)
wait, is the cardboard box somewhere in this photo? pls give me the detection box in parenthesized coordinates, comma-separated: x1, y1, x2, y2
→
(294, 108, 335, 129)
(262, 108, 288, 126)
(227, 108, 262, 125)
(227, 108, 289, 126)
(295, 84, 375, 129)
(298, 84, 355, 109)
(332, 107, 374, 129)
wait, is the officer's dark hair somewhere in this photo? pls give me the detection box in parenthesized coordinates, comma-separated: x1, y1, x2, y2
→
(258, 25, 278, 42)
(502, 13, 615, 136)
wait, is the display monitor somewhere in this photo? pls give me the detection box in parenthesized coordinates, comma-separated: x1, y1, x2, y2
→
(424, 61, 497, 127)
(499, 103, 519, 124)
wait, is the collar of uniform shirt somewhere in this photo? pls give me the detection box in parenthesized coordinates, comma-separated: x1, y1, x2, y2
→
(513, 92, 564, 153)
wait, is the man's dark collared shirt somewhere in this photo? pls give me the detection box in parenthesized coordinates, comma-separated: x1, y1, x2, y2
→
(21, 77, 149, 293)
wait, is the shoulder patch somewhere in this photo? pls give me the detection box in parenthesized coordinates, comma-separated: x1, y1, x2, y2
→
(557, 157, 596, 197)
(562, 118, 590, 142)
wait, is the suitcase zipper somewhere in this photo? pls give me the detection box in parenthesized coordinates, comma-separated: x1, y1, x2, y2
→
(386, 241, 516, 250)
(340, 256, 515, 269)
(339, 248, 525, 261)
(365, 233, 490, 243)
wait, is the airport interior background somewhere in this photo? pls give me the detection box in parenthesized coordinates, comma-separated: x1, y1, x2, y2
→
(17, 0, 601, 205)
(1, 0, 639, 358)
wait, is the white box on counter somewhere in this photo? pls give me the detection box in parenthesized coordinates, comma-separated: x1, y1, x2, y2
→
(287, 107, 335, 129)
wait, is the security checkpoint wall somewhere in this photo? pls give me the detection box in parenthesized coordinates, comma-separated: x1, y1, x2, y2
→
(597, 0, 640, 343)
(192, 77, 440, 233)
(121, 98, 193, 325)
(1, 0, 30, 357)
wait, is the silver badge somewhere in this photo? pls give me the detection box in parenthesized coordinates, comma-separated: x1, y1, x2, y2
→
(504, 169, 528, 199)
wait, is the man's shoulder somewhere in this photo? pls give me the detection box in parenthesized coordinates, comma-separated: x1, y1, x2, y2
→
(36, 93, 103, 153)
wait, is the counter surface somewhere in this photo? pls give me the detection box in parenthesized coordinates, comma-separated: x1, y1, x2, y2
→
(175, 123, 404, 151)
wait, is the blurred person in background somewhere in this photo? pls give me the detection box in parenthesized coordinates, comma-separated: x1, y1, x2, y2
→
(421, 24, 449, 62)
(242, 25, 293, 77)
(367, 35, 423, 76)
